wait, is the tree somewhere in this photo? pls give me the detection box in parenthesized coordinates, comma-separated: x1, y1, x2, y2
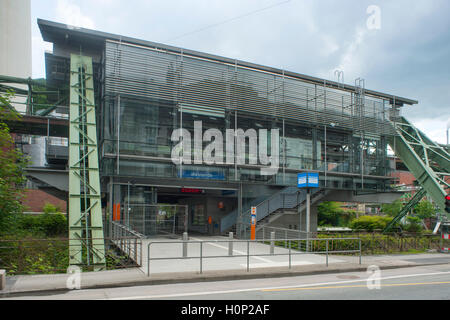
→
(318, 202, 355, 227)
(0, 91, 29, 234)
(414, 200, 435, 220)
(381, 199, 404, 217)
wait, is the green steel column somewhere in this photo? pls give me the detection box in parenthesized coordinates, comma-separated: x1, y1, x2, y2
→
(388, 116, 450, 223)
(69, 54, 106, 270)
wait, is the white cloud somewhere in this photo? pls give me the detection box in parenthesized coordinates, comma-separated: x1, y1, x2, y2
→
(55, 0, 95, 29)
(412, 117, 450, 145)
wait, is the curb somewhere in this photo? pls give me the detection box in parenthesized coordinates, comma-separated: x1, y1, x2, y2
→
(2, 261, 449, 298)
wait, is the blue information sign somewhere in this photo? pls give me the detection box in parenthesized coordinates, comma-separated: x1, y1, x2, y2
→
(297, 172, 319, 188)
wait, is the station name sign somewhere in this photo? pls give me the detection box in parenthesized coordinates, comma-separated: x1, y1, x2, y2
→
(297, 172, 319, 188)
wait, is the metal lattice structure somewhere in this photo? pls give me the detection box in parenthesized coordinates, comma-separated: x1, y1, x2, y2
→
(388, 116, 450, 227)
(383, 188, 427, 232)
(69, 54, 106, 270)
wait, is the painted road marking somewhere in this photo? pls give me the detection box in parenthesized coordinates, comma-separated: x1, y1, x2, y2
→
(261, 281, 450, 292)
(107, 270, 450, 300)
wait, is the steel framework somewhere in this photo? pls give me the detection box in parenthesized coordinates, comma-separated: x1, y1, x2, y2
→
(68, 54, 106, 270)
(387, 116, 450, 230)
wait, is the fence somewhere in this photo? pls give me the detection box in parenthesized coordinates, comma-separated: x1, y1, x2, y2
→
(111, 221, 144, 266)
(238, 225, 443, 254)
(121, 204, 188, 237)
(146, 237, 361, 276)
(0, 236, 142, 275)
(316, 231, 442, 254)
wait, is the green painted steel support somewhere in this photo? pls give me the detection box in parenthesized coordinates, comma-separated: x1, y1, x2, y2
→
(69, 54, 106, 270)
(388, 116, 450, 226)
(383, 188, 427, 232)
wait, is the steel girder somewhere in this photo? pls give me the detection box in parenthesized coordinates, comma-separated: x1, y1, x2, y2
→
(69, 54, 106, 270)
(388, 117, 450, 224)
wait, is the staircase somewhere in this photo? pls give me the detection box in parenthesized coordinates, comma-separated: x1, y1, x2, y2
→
(256, 188, 329, 229)
(220, 185, 329, 235)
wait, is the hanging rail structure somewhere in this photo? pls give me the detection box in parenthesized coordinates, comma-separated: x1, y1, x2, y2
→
(69, 54, 106, 270)
(387, 116, 450, 232)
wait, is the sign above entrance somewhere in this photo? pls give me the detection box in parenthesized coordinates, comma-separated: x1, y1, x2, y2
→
(297, 172, 319, 188)
(180, 188, 205, 194)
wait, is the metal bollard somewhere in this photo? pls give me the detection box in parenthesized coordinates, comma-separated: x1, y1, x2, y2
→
(183, 232, 188, 258)
(270, 232, 275, 255)
(228, 232, 233, 256)
(0, 270, 5, 291)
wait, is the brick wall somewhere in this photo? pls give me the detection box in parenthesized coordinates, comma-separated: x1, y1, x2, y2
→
(22, 189, 67, 213)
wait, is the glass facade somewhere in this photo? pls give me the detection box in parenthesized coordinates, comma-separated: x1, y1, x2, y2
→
(98, 39, 395, 194)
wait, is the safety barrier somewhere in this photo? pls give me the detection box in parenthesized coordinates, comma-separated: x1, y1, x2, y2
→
(146, 236, 361, 276)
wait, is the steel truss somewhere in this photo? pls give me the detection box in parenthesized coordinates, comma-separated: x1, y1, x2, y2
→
(69, 54, 106, 270)
(387, 116, 450, 231)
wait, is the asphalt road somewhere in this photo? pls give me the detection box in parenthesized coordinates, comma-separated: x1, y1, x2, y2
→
(2, 263, 450, 301)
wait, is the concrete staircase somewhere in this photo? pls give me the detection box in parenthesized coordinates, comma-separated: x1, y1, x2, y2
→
(256, 189, 330, 229)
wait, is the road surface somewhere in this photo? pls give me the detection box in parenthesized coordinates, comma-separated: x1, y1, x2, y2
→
(2, 263, 450, 300)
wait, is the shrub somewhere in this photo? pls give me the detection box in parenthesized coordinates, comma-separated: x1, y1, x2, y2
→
(404, 216, 423, 233)
(17, 211, 67, 237)
(318, 202, 355, 227)
(349, 215, 393, 231)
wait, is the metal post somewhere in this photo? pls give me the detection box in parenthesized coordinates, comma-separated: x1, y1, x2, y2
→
(200, 242, 203, 274)
(359, 239, 362, 265)
(326, 239, 329, 267)
(270, 232, 275, 255)
(306, 189, 311, 252)
(147, 243, 150, 276)
(324, 125, 327, 187)
(184, 206, 188, 233)
(228, 232, 233, 256)
(183, 232, 188, 258)
(247, 241, 250, 272)
(289, 240, 291, 269)
(134, 238, 137, 262)
(285, 230, 288, 248)
(127, 181, 130, 228)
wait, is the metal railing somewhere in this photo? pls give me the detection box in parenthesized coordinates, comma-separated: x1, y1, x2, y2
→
(0, 236, 143, 275)
(146, 237, 361, 276)
(111, 221, 144, 266)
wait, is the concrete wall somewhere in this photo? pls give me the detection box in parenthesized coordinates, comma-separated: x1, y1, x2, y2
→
(0, 0, 32, 78)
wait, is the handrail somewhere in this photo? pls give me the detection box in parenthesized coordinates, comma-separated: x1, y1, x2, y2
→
(146, 237, 361, 276)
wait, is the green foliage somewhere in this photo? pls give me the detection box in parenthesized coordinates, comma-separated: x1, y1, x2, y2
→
(381, 199, 404, 217)
(318, 202, 355, 227)
(414, 200, 435, 220)
(0, 91, 29, 234)
(404, 216, 423, 233)
(349, 215, 393, 231)
(17, 212, 67, 237)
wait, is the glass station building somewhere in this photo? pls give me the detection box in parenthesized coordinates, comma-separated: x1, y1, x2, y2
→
(37, 19, 417, 237)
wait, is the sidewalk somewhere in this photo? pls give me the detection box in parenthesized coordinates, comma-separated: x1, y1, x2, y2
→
(1, 252, 449, 297)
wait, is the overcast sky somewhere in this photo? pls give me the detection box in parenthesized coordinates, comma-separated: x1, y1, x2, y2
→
(31, 0, 450, 143)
